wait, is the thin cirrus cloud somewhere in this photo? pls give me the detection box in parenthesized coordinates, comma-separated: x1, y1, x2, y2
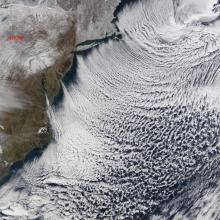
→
(0, 82, 26, 114)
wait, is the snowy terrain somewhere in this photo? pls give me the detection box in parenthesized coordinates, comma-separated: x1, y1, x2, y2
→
(0, 0, 75, 124)
(1, 0, 220, 219)
(0, 0, 122, 116)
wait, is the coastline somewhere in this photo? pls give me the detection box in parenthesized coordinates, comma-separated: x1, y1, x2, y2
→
(0, 0, 137, 186)
(0, 15, 75, 184)
(0, 55, 75, 187)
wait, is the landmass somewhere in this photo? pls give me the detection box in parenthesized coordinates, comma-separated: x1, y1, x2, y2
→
(0, 0, 125, 182)
(0, 3, 75, 180)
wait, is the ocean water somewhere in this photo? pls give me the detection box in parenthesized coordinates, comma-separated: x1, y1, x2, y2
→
(1, 0, 220, 219)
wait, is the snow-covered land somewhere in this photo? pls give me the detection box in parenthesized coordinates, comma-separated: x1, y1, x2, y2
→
(0, 0, 128, 176)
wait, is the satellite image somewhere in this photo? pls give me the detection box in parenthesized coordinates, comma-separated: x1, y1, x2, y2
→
(0, 0, 220, 219)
